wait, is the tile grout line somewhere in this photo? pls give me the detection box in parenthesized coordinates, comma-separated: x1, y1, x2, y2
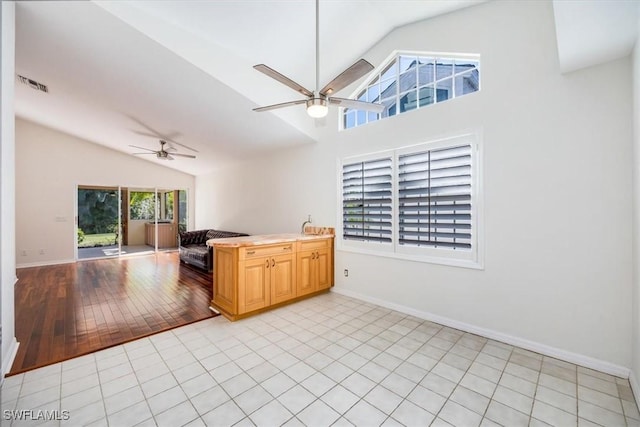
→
(476, 340, 513, 426)
(5, 293, 640, 427)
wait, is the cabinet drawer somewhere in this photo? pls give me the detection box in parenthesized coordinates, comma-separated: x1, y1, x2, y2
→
(240, 244, 294, 259)
(297, 238, 331, 252)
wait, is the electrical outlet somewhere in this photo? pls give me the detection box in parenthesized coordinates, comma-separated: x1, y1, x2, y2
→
(39, 249, 45, 255)
(344, 269, 349, 277)
(21, 250, 27, 256)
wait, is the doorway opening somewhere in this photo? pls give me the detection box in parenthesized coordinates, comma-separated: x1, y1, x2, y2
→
(76, 186, 188, 260)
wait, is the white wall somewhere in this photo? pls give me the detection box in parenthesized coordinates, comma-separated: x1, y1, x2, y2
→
(631, 10, 640, 399)
(196, 1, 633, 371)
(1, 1, 18, 380)
(195, 141, 335, 233)
(15, 118, 196, 266)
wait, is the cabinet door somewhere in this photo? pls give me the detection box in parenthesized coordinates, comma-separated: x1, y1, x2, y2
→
(296, 250, 316, 297)
(238, 258, 269, 314)
(214, 248, 236, 314)
(271, 254, 296, 304)
(316, 248, 332, 290)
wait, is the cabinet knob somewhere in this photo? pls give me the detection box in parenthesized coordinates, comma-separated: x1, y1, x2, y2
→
(265, 259, 269, 268)
(247, 250, 256, 255)
(271, 259, 275, 267)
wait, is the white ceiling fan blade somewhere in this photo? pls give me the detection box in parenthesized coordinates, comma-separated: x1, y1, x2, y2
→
(129, 144, 156, 152)
(127, 115, 182, 140)
(131, 133, 197, 152)
(320, 59, 375, 96)
(160, 139, 198, 153)
(166, 139, 198, 153)
(254, 99, 307, 112)
(132, 130, 174, 139)
(329, 97, 385, 113)
(131, 152, 155, 155)
(132, 131, 157, 138)
(254, 64, 314, 97)
(166, 154, 175, 161)
(171, 153, 197, 159)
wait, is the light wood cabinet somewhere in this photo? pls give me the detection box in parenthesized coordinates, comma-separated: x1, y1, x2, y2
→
(213, 247, 236, 314)
(296, 239, 333, 296)
(316, 247, 332, 290)
(270, 254, 296, 305)
(211, 236, 333, 321)
(238, 257, 270, 314)
(297, 250, 316, 297)
(237, 248, 296, 314)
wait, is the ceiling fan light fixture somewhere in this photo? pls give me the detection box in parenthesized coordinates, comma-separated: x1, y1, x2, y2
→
(253, 0, 381, 117)
(306, 98, 328, 118)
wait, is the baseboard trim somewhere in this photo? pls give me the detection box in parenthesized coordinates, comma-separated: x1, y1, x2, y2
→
(630, 370, 640, 412)
(1, 337, 19, 381)
(16, 259, 75, 269)
(332, 287, 630, 378)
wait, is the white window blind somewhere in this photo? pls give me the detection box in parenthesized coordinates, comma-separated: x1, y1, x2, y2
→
(339, 134, 481, 268)
(342, 157, 393, 243)
(398, 144, 472, 250)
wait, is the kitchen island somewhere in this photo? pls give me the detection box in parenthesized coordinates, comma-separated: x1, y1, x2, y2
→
(207, 231, 334, 321)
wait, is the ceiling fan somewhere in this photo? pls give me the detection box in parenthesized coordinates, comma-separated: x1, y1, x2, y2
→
(253, 0, 384, 118)
(127, 115, 198, 154)
(129, 140, 196, 161)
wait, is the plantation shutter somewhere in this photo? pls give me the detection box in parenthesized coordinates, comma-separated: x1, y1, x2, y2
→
(398, 144, 472, 250)
(342, 157, 393, 242)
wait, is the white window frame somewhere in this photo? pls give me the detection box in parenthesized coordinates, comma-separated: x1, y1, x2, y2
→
(338, 132, 483, 269)
(341, 50, 481, 131)
(340, 150, 396, 254)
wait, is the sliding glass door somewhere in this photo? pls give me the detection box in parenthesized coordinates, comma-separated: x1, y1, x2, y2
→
(76, 186, 188, 260)
(178, 190, 187, 234)
(124, 188, 157, 256)
(77, 186, 120, 260)
(145, 189, 179, 253)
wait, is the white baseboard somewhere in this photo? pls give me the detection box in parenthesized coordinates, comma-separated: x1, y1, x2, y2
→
(16, 259, 75, 269)
(630, 370, 640, 414)
(332, 287, 630, 379)
(1, 337, 19, 382)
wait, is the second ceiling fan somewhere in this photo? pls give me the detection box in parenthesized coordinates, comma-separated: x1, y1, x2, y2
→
(129, 140, 196, 161)
(253, 0, 384, 118)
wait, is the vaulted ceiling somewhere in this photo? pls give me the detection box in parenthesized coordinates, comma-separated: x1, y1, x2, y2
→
(14, 1, 637, 176)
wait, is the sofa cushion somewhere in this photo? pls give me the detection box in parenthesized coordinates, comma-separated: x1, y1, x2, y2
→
(181, 244, 209, 264)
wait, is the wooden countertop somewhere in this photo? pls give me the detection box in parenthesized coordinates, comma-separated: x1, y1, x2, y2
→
(207, 232, 334, 248)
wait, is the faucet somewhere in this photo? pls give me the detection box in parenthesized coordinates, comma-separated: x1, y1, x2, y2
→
(301, 214, 312, 234)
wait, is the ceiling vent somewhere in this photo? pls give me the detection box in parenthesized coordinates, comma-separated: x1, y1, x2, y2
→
(17, 75, 48, 93)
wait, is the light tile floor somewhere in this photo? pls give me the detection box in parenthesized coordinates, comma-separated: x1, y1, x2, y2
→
(1, 293, 638, 427)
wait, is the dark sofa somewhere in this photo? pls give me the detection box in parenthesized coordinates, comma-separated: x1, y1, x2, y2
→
(178, 229, 248, 272)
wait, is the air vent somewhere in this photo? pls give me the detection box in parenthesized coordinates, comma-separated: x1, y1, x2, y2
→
(17, 75, 48, 93)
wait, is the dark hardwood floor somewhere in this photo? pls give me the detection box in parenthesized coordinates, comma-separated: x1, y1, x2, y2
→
(10, 252, 215, 375)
